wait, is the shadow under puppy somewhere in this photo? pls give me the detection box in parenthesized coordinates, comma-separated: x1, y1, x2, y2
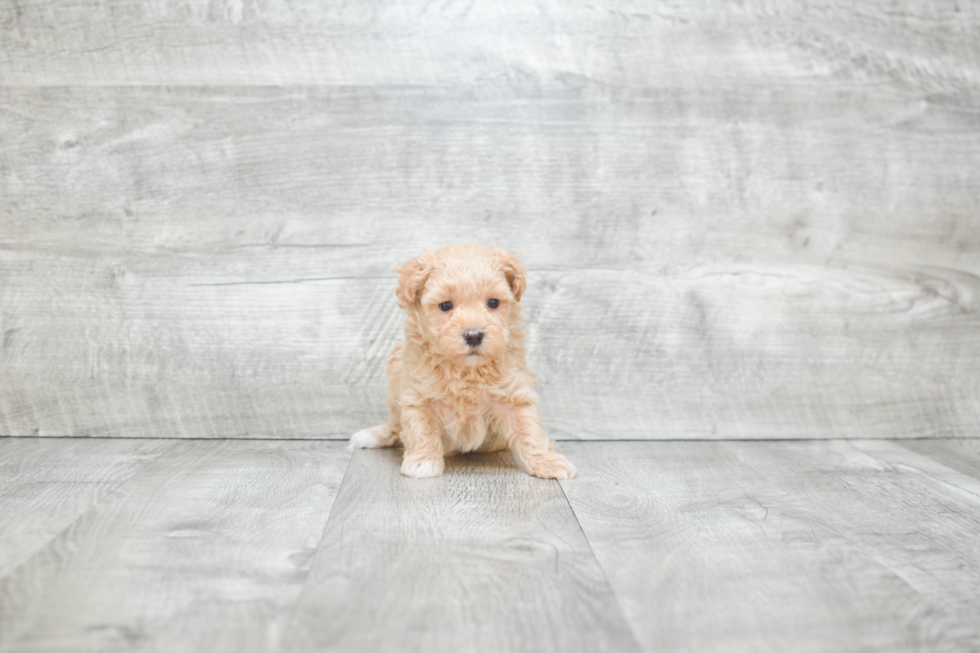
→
(351, 244, 577, 480)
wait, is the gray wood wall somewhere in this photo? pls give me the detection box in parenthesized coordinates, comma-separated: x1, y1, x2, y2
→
(2, 1, 978, 439)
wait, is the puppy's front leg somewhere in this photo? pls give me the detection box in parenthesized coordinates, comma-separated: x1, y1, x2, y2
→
(399, 404, 445, 478)
(502, 404, 577, 480)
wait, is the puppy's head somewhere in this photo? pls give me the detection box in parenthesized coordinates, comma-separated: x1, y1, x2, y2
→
(396, 244, 526, 367)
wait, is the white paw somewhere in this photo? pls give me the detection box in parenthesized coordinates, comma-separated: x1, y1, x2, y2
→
(350, 426, 394, 449)
(552, 466, 576, 481)
(400, 458, 445, 478)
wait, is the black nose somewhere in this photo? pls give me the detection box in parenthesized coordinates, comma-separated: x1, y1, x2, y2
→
(463, 330, 484, 347)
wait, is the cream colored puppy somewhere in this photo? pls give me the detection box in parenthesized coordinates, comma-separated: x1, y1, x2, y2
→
(350, 244, 577, 480)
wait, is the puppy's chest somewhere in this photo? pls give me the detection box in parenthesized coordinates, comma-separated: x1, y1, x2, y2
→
(432, 394, 495, 453)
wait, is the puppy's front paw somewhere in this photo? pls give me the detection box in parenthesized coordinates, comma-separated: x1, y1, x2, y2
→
(526, 454, 578, 480)
(400, 456, 445, 478)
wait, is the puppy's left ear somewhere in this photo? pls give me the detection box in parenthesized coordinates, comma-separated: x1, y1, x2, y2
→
(495, 248, 527, 302)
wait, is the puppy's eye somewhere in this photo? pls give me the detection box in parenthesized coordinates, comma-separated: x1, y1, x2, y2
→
(487, 299, 499, 309)
(439, 301, 453, 312)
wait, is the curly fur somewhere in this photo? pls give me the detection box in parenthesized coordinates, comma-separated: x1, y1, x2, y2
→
(350, 244, 577, 479)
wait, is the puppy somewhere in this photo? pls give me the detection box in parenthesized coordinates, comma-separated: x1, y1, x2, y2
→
(350, 244, 577, 480)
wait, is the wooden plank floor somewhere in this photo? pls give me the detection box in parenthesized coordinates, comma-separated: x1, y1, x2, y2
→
(1, 438, 979, 652)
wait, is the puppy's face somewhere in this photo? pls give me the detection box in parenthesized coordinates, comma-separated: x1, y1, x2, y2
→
(396, 245, 526, 367)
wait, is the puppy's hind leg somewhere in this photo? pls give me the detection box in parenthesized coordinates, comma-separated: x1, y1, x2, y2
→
(349, 375, 404, 448)
(350, 424, 401, 449)
(351, 340, 406, 450)
(350, 383, 403, 449)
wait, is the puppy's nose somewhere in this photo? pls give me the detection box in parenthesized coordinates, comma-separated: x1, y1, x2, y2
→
(463, 329, 485, 347)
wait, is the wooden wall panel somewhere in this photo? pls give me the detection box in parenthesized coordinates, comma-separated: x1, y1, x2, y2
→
(2, 2, 979, 88)
(3, 86, 979, 267)
(1, 3, 978, 439)
(2, 250, 978, 438)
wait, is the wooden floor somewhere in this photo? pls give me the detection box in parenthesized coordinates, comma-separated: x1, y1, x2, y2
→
(2, 438, 979, 652)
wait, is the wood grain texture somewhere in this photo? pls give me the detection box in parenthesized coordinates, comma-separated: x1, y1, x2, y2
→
(2, 84, 978, 439)
(2, 439, 980, 651)
(286, 448, 639, 653)
(0, 440, 352, 653)
(851, 439, 980, 499)
(2, 1, 979, 88)
(3, 86, 979, 263)
(721, 440, 980, 651)
(3, 2, 980, 440)
(0, 437, 175, 579)
(559, 440, 980, 653)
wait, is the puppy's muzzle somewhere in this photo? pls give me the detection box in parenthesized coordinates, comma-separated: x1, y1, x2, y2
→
(463, 329, 485, 347)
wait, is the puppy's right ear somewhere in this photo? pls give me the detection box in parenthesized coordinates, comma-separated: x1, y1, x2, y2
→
(395, 251, 435, 309)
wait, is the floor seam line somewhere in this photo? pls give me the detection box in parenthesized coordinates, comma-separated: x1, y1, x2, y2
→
(279, 446, 358, 648)
(0, 438, 182, 585)
(555, 475, 645, 653)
